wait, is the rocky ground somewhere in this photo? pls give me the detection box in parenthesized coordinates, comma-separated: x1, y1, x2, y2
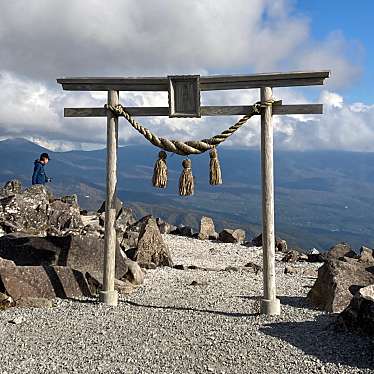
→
(0, 235, 373, 374)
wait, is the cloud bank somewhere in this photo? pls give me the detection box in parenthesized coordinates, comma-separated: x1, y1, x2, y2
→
(0, 0, 368, 151)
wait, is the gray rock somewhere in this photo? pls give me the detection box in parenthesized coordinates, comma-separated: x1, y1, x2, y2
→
(276, 239, 288, 252)
(325, 242, 357, 260)
(60, 194, 78, 205)
(171, 225, 194, 237)
(284, 266, 299, 275)
(0, 234, 127, 279)
(156, 217, 176, 234)
(198, 216, 218, 240)
(115, 206, 137, 233)
(85, 272, 138, 295)
(0, 180, 22, 197)
(0, 257, 16, 268)
(251, 233, 288, 252)
(9, 316, 25, 324)
(0, 265, 94, 301)
(127, 215, 152, 233)
(0, 292, 14, 310)
(309, 248, 320, 255)
(120, 230, 139, 250)
(219, 228, 246, 244)
(337, 285, 374, 335)
(0, 184, 50, 235)
(360, 284, 374, 302)
(123, 259, 144, 285)
(307, 258, 374, 313)
(251, 233, 263, 247)
(136, 216, 173, 267)
(100, 204, 137, 231)
(282, 250, 308, 263)
(47, 199, 83, 234)
(359, 246, 374, 263)
(244, 261, 262, 274)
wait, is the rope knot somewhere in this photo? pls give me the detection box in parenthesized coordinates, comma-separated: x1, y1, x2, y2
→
(182, 159, 192, 170)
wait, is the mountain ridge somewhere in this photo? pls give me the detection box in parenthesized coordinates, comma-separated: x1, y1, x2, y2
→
(1, 137, 374, 250)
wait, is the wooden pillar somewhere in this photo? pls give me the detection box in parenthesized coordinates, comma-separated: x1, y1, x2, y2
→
(260, 87, 280, 316)
(99, 90, 119, 306)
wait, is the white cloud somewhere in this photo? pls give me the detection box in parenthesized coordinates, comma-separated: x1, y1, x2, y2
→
(272, 90, 374, 152)
(0, 0, 368, 151)
(0, 0, 360, 85)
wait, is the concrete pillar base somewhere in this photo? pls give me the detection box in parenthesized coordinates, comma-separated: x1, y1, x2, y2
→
(260, 298, 281, 315)
(99, 290, 118, 306)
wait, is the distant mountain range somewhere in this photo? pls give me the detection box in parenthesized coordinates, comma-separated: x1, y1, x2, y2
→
(1, 137, 374, 251)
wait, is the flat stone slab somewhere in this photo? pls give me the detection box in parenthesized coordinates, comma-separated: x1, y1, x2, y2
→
(0, 265, 93, 301)
(0, 234, 127, 279)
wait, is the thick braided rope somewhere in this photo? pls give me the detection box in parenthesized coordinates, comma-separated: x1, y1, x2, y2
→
(105, 100, 273, 156)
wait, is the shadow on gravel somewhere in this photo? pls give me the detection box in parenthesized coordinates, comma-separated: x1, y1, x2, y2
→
(239, 295, 315, 310)
(260, 315, 374, 370)
(278, 296, 315, 310)
(124, 300, 259, 318)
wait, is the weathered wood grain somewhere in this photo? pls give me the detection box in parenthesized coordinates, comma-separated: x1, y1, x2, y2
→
(64, 104, 323, 117)
(168, 75, 201, 117)
(99, 90, 119, 307)
(260, 86, 280, 316)
(57, 71, 330, 91)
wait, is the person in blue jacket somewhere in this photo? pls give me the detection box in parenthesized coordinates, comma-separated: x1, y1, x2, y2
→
(32, 153, 51, 185)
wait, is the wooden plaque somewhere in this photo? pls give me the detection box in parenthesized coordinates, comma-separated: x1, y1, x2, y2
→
(168, 75, 200, 117)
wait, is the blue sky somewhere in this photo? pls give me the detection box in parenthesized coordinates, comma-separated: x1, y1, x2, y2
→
(298, 0, 373, 102)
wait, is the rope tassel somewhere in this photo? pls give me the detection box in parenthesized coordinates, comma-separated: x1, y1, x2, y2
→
(152, 151, 168, 188)
(209, 148, 222, 185)
(179, 159, 194, 196)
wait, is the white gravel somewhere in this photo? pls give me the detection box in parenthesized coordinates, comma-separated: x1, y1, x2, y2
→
(0, 234, 373, 374)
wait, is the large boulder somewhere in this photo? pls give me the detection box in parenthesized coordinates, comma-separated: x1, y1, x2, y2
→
(135, 216, 173, 268)
(307, 258, 374, 313)
(123, 259, 144, 285)
(219, 228, 246, 244)
(0, 265, 94, 301)
(47, 199, 83, 234)
(0, 234, 127, 279)
(198, 216, 218, 240)
(325, 242, 357, 260)
(0, 185, 50, 235)
(0, 180, 22, 198)
(337, 285, 374, 335)
(359, 246, 374, 263)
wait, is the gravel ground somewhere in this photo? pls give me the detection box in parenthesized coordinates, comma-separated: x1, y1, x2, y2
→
(0, 234, 373, 374)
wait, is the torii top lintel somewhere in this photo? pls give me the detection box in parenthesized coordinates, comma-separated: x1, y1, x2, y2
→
(57, 71, 330, 118)
(57, 70, 330, 91)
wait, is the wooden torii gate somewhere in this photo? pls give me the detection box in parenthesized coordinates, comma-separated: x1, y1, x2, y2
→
(57, 71, 330, 315)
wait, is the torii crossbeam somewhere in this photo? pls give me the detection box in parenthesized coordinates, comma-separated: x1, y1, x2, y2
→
(57, 70, 330, 315)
